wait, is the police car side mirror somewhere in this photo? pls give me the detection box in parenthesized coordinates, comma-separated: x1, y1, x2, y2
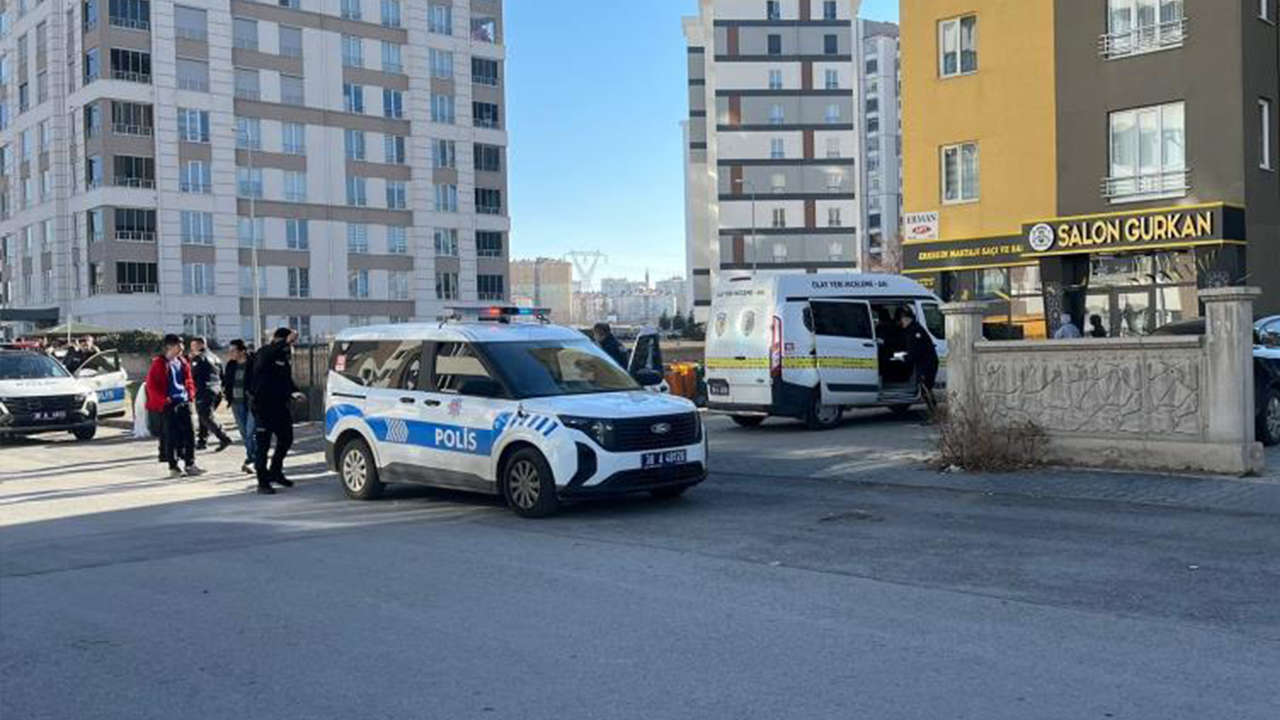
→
(76, 368, 98, 378)
(633, 369, 664, 387)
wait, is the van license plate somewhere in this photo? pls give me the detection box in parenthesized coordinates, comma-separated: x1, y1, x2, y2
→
(34, 411, 65, 422)
(642, 450, 687, 469)
(708, 380, 729, 397)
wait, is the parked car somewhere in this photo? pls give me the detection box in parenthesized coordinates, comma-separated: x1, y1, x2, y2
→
(1151, 320, 1280, 446)
(0, 350, 100, 441)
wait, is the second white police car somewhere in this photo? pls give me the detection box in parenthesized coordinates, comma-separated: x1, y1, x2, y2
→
(324, 308, 708, 518)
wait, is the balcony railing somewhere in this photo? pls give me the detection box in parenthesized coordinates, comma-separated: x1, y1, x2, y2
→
(115, 230, 155, 242)
(111, 69, 152, 84)
(181, 182, 211, 194)
(1099, 18, 1187, 59)
(112, 123, 153, 137)
(178, 78, 210, 92)
(109, 16, 150, 32)
(113, 176, 156, 189)
(1101, 168, 1190, 201)
(117, 283, 157, 294)
(235, 88, 261, 101)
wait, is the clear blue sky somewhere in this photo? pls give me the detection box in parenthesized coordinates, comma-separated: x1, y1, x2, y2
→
(505, 0, 900, 283)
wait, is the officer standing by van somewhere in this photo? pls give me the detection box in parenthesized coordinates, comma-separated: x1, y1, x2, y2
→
(250, 328, 302, 494)
(592, 323, 629, 369)
(899, 308, 940, 420)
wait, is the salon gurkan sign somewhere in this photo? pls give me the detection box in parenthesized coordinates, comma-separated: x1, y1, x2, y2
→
(1023, 207, 1220, 255)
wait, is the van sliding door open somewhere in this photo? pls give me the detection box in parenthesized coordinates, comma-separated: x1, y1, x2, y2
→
(808, 300, 880, 407)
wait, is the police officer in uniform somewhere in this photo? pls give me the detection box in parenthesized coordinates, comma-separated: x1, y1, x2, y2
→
(899, 308, 940, 421)
(189, 337, 232, 452)
(250, 328, 302, 494)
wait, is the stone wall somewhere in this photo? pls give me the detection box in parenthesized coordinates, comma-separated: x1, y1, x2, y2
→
(943, 288, 1265, 476)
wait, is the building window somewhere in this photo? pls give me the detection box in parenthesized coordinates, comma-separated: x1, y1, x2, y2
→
(381, 0, 401, 28)
(1103, 0, 1186, 59)
(109, 0, 151, 31)
(435, 228, 459, 256)
(387, 226, 408, 254)
(181, 211, 214, 245)
(117, 261, 158, 294)
(431, 94, 455, 124)
(110, 48, 152, 83)
(240, 266, 266, 296)
(279, 26, 303, 59)
(823, 34, 838, 55)
(347, 223, 369, 254)
(175, 5, 207, 40)
(436, 272, 459, 300)
(287, 316, 311, 342)
(345, 129, 366, 160)
(238, 167, 264, 199)
(474, 143, 502, 172)
(284, 171, 307, 202)
(769, 103, 784, 125)
(177, 108, 209, 143)
(939, 15, 977, 78)
(389, 270, 410, 300)
(770, 137, 785, 159)
(476, 188, 502, 215)
(280, 74, 304, 105)
(771, 208, 786, 228)
(386, 181, 407, 210)
(113, 101, 154, 136)
(184, 315, 217, 341)
(114, 155, 155, 188)
(235, 68, 260, 100)
(430, 48, 454, 78)
(238, 218, 265, 249)
(183, 263, 214, 295)
(346, 176, 368, 206)
(433, 139, 456, 169)
(429, 3, 452, 34)
(233, 17, 258, 51)
(286, 219, 309, 250)
(477, 231, 504, 258)
(382, 42, 403, 74)
(474, 102, 500, 129)
(941, 142, 980, 203)
(828, 208, 842, 227)
(1105, 101, 1186, 201)
(236, 117, 262, 150)
(826, 137, 841, 158)
(1264, 0, 1275, 21)
(824, 1, 838, 20)
(342, 35, 363, 68)
(768, 69, 783, 90)
(1261, 98, 1274, 170)
(282, 122, 306, 155)
(176, 57, 209, 92)
(344, 83, 365, 114)
(348, 269, 369, 299)
(383, 88, 404, 119)
(825, 69, 839, 90)
(385, 134, 407, 164)
(766, 1, 781, 20)
(472, 16, 498, 43)
(287, 267, 310, 298)
(477, 274, 505, 301)
(115, 208, 156, 242)
(472, 57, 500, 86)
(767, 34, 782, 55)
(435, 184, 458, 212)
(340, 0, 361, 21)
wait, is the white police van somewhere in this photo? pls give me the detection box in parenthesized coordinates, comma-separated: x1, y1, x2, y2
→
(706, 273, 947, 430)
(324, 308, 708, 518)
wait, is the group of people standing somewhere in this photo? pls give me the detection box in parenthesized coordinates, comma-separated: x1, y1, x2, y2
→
(143, 328, 303, 495)
(1053, 314, 1110, 340)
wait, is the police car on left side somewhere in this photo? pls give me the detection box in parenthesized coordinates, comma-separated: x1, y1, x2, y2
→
(324, 309, 708, 518)
(0, 349, 126, 441)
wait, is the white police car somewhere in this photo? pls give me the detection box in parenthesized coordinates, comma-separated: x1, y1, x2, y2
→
(0, 350, 102, 441)
(324, 309, 708, 518)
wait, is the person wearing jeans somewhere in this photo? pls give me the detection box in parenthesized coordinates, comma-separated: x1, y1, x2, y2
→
(223, 339, 258, 475)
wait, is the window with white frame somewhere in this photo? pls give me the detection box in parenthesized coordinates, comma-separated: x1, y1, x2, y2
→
(348, 269, 369, 299)
(435, 184, 458, 212)
(238, 217, 264, 249)
(433, 139, 456, 168)
(382, 42, 403, 73)
(177, 108, 209, 143)
(184, 315, 217, 341)
(1263, 0, 1274, 21)
(282, 122, 305, 155)
(346, 176, 368, 206)
(347, 223, 369, 253)
(287, 316, 312, 341)
(1104, 0, 1186, 59)
(286, 219, 309, 250)
(938, 15, 977, 78)
(384, 134, 407, 164)
(771, 208, 786, 228)
(434, 228, 459, 256)
(1106, 101, 1185, 201)
(436, 271, 459, 300)
(1261, 98, 1273, 170)
(429, 4, 452, 34)
(389, 270, 410, 300)
(770, 173, 786, 192)
(768, 69, 782, 90)
(429, 48, 453, 79)
(341, 0, 362, 21)
(287, 267, 310, 298)
(181, 161, 211, 194)
(383, 88, 403, 118)
(769, 103, 784, 125)
(828, 207, 842, 227)
(345, 129, 366, 160)
(381, 0, 401, 28)
(284, 171, 307, 202)
(181, 210, 213, 245)
(237, 167, 263, 199)
(825, 69, 839, 90)
(182, 263, 214, 295)
(235, 117, 261, 150)
(344, 83, 365, 114)
(941, 142, 979, 203)
(431, 94, 454, 124)
(387, 226, 408, 254)
(770, 137, 784, 159)
(386, 181, 407, 210)
(341, 35, 363, 68)
(239, 266, 266, 295)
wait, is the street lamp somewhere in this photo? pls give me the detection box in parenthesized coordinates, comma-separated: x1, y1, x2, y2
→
(732, 177, 759, 274)
(239, 124, 263, 347)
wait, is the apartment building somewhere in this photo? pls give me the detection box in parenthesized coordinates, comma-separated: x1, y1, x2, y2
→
(684, 0, 865, 321)
(901, 0, 1279, 339)
(0, 0, 510, 343)
(509, 257, 572, 323)
(856, 19, 901, 266)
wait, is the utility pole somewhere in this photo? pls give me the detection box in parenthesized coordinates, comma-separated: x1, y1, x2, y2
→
(565, 250, 606, 292)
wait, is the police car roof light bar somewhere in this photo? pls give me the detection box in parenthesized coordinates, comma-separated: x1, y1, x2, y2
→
(442, 306, 551, 325)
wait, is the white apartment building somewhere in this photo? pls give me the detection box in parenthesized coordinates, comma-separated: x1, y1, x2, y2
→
(683, 0, 865, 321)
(0, 0, 509, 344)
(856, 19, 900, 265)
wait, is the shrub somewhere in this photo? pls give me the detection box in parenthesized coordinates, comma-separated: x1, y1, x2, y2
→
(931, 400, 1048, 473)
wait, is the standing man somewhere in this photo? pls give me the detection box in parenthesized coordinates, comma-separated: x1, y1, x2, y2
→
(1054, 313, 1083, 340)
(251, 328, 303, 494)
(145, 334, 203, 477)
(899, 308, 940, 421)
(223, 339, 257, 475)
(189, 337, 232, 452)
(592, 323, 629, 369)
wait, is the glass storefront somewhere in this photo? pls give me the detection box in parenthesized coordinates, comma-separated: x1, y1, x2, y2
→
(1083, 250, 1198, 337)
(948, 265, 1046, 339)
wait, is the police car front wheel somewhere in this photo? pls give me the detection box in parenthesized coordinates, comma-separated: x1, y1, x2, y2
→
(503, 448, 560, 519)
(339, 438, 384, 501)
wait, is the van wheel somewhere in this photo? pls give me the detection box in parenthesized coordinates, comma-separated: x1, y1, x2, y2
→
(71, 426, 97, 441)
(339, 438, 383, 500)
(504, 448, 560, 519)
(804, 396, 843, 431)
(730, 415, 766, 428)
(1259, 387, 1280, 447)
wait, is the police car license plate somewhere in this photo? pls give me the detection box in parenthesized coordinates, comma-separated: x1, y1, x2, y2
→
(34, 411, 65, 422)
(642, 450, 687, 469)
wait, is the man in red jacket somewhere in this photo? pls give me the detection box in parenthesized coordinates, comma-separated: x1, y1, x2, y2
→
(146, 334, 204, 477)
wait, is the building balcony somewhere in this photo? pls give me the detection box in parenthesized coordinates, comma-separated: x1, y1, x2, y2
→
(109, 16, 151, 32)
(1101, 168, 1189, 202)
(114, 176, 156, 189)
(112, 123, 153, 137)
(115, 231, 155, 243)
(1099, 18, 1187, 60)
(117, 283, 157, 294)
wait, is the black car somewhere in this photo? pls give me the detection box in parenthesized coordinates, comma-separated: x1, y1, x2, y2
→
(1150, 320, 1280, 446)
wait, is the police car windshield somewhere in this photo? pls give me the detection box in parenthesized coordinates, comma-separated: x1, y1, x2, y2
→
(482, 340, 639, 398)
(0, 352, 71, 380)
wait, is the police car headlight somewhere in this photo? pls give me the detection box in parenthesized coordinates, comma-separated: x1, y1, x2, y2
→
(558, 415, 615, 449)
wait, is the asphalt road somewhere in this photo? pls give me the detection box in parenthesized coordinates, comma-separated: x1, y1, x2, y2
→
(2, 415, 1279, 720)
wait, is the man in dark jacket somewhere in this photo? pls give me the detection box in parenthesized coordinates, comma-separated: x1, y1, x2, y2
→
(251, 328, 302, 494)
(223, 339, 257, 475)
(189, 337, 231, 452)
(592, 323, 629, 369)
(899, 308, 940, 420)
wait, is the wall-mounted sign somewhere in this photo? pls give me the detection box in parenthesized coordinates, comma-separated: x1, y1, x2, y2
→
(904, 211, 939, 241)
(1020, 204, 1240, 256)
(902, 234, 1032, 273)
